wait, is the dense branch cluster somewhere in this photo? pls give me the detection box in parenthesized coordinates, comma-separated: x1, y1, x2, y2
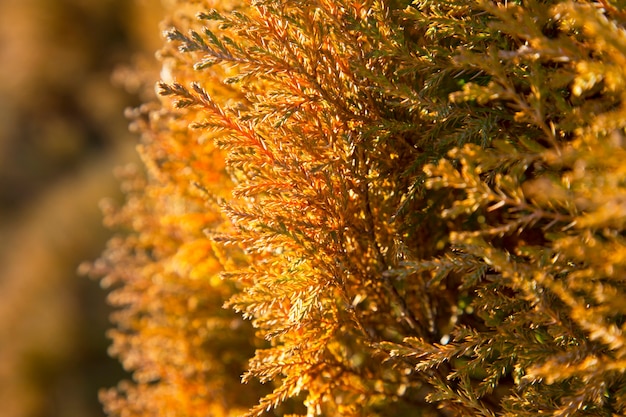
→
(92, 1, 626, 416)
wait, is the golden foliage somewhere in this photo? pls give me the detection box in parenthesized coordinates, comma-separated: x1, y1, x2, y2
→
(95, 1, 626, 416)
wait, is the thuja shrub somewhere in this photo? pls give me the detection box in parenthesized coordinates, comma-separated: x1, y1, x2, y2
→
(91, 0, 626, 416)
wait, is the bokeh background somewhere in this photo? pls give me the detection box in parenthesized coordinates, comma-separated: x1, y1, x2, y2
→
(0, 1, 163, 416)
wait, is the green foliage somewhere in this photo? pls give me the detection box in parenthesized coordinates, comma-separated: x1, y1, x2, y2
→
(94, 0, 626, 416)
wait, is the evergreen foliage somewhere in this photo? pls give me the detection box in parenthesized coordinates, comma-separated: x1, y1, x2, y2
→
(93, 0, 626, 416)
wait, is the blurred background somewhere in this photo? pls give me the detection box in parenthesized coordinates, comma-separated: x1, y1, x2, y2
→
(0, 1, 162, 416)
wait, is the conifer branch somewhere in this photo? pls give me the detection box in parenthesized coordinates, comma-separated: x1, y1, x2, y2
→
(94, 1, 626, 416)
